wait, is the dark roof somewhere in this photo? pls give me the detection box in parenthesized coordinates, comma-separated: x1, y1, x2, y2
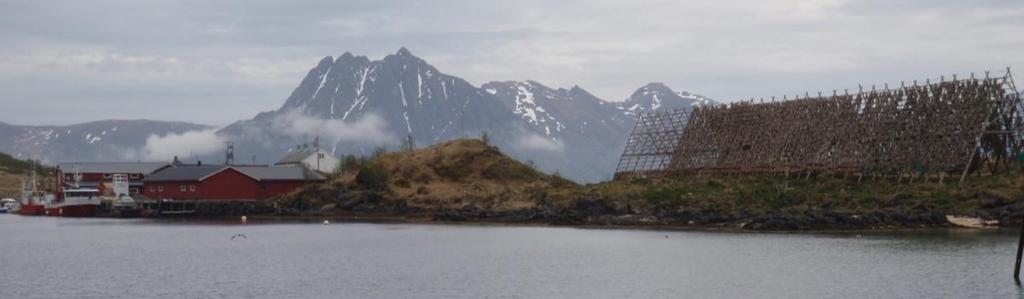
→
(143, 165, 224, 182)
(236, 166, 325, 181)
(57, 162, 171, 175)
(143, 165, 325, 182)
(276, 148, 317, 164)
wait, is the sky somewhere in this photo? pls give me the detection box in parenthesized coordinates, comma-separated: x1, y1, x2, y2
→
(1, 0, 1022, 126)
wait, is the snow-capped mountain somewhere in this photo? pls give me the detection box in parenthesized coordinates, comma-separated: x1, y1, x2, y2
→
(220, 48, 642, 182)
(620, 82, 717, 115)
(481, 81, 636, 181)
(218, 48, 525, 174)
(269, 48, 514, 138)
(0, 120, 210, 164)
(0, 48, 717, 183)
(482, 81, 634, 139)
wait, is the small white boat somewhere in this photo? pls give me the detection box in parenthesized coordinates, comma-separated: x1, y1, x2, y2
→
(0, 198, 16, 213)
(113, 194, 136, 209)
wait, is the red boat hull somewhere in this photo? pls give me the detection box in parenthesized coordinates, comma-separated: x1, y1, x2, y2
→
(19, 204, 46, 216)
(44, 204, 98, 217)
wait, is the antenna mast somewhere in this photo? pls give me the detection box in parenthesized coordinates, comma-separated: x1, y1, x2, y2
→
(225, 141, 235, 165)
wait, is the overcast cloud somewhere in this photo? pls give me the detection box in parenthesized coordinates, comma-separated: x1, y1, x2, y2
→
(1, 0, 1021, 126)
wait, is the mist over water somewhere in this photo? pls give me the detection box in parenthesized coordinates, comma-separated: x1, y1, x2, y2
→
(1, 215, 1019, 298)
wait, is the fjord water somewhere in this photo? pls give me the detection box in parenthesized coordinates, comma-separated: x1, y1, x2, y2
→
(1, 215, 1018, 298)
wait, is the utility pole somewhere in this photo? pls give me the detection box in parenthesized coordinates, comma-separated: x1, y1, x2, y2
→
(315, 136, 321, 172)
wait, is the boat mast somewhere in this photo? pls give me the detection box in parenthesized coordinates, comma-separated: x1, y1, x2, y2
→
(72, 166, 82, 189)
(30, 170, 37, 195)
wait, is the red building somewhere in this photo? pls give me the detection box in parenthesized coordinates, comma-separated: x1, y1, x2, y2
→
(142, 165, 324, 201)
(56, 162, 173, 195)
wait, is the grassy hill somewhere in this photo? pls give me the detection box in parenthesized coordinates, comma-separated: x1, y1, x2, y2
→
(0, 152, 49, 175)
(369, 139, 577, 210)
(276, 138, 1024, 230)
(279, 139, 577, 216)
(0, 152, 51, 198)
(0, 172, 19, 198)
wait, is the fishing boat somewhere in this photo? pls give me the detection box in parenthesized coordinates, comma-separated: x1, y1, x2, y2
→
(18, 172, 46, 216)
(44, 187, 100, 217)
(44, 167, 100, 217)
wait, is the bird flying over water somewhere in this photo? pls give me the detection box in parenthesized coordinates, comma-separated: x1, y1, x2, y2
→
(231, 233, 247, 240)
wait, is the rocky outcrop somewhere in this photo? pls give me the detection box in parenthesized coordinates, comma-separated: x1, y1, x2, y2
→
(414, 196, 952, 230)
(974, 196, 1024, 225)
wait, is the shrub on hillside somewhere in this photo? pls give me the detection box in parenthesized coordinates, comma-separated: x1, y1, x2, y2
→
(356, 162, 390, 191)
(336, 154, 370, 175)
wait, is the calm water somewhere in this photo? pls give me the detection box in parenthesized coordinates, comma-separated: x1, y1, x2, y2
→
(0, 215, 1021, 298)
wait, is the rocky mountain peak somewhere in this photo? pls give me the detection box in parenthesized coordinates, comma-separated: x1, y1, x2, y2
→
(620, 82, 717, 114)
(396, 47, 413, 56)
(568, 85, 598, 101)
(636, 82, 673, 94)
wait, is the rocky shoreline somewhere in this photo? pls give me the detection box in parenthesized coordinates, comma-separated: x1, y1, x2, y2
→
(127, 186, 1022, 231)
(134, 193, 1024, 232)
(262, 194, 1018, 231)
(428, 200, 953, 231)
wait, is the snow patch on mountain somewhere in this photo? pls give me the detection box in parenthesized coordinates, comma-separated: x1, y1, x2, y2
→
(483, 81, 573, 137)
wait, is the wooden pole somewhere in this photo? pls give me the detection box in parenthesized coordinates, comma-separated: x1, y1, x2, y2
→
(960, 147, 977, 184)
(1015, 218, 1024, 282)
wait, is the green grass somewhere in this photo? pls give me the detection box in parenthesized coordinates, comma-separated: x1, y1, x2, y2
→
(592, 170, 1024, 217)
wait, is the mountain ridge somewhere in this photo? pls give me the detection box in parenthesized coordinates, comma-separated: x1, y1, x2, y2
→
(0, 48, 717, 183)
(0, 119, 212, 164)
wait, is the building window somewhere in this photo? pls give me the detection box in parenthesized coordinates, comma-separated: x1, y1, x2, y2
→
(180, 185, 186, 192)
(130, 173, 139, 179)
(148, 186, 154, 192)
(104, 173, 112, 179)
(158, 186, 163, 192)
(190, 185, 196, 192)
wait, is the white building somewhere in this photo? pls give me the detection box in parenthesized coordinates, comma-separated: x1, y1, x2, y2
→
(275, 146, 340, 173)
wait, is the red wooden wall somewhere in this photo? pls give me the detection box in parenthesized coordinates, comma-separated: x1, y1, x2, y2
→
(198, 168, 260, 200)
(143, 168, 313, 201)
